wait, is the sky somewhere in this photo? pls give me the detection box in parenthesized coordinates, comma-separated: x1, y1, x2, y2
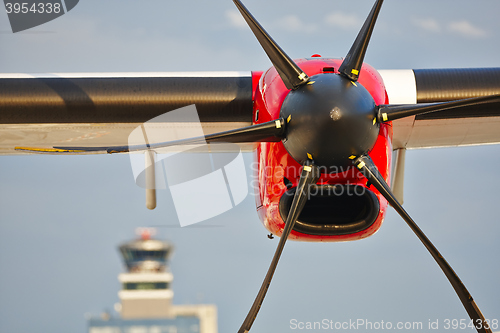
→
(0, 1, 499, 333)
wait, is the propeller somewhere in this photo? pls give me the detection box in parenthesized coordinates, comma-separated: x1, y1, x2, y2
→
(232, 0, 309, 90)
(231, 0, 495, 331)
(377, 94, 500, 122)
(238, 161, 319, 333)
(17, 118, 286, 154)
(338, 0, 384, 81)
(354, 155, 492, 333)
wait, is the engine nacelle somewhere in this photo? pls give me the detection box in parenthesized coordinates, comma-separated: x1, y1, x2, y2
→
(252, 57, 392, 242)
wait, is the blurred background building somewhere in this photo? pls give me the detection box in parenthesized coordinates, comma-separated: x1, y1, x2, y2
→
(87, 228, 217, 333)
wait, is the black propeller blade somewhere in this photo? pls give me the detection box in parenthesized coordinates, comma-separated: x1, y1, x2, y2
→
(338, 0, 383, 81)
(238, 161, 319, 333)
(378, 94, 500, 122)
(233, 0, 309, 90)
(354, 155, 492, 333)
(30, 118, 286, 154)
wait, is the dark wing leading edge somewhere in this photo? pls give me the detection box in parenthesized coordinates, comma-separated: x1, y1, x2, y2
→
(380, 68, 500, 149)
(0, 72, 255, 154)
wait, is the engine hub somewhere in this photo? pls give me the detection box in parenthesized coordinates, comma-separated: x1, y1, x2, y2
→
(280, 73, 379, 169)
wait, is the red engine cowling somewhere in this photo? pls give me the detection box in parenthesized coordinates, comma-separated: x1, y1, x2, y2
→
(252, 57, 392, 242)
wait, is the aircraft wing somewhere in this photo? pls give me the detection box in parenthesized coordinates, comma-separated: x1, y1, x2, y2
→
(0, 72, 254, 155)
(380, 68, 500, 149)
(2, 68, 500, 155)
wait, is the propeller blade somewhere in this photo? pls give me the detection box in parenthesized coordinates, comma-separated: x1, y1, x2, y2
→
(378, 94, 500, 122)
(338, 0, 383, 81)
(37, 118, 286, 154)
(238, 160, 319, 333)
(353, 155, 492, 333)
(233, 0, 309, 90)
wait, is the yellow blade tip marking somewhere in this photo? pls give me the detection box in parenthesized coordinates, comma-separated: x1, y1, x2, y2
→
(15, 146, 86, 153)
(373, 117, 377, 125)
(349, 155, 357, 160)
(287, 115, 292, 123)
(351, 81, 357, 87)
(307, 153, 313, 160)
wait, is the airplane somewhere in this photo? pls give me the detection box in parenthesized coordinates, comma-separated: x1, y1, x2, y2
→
(0, 0, 499, 332)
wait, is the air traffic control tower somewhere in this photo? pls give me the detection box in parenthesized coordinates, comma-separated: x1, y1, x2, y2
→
(118, 230, 175, 318)
(88, 228, 217, 333)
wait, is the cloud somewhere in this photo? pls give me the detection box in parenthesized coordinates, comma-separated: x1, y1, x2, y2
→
(225, 9, 247, 29)
(275, 15, 318, 33)
(325, 11, 362, 30)
(411, 18, 441, 33)
(410, 17, 487, 39)
(447, 20, 487, 38)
